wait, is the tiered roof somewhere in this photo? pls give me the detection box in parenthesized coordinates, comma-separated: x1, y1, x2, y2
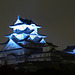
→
(1, 16, 47, 50)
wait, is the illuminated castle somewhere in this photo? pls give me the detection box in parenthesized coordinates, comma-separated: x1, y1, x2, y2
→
(3, 16, 46, 50)
(0, 16, 58, 65)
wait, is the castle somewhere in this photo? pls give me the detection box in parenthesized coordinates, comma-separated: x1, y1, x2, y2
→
(0, 16, 75, 65)
(0, 16, 59, 65)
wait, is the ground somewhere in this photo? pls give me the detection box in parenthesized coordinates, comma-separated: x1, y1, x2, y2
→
(0, 61, 75, 75)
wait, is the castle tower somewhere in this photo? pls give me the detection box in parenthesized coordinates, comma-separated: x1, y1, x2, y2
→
(2, 16, 46, 50)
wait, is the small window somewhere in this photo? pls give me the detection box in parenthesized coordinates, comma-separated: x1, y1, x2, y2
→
(40, 55, 41, 57)
(44, 54, 46, 57)
(34, 55, 36, 58)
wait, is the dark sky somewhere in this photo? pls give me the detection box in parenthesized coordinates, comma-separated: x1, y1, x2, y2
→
(0, 0, 75, 50)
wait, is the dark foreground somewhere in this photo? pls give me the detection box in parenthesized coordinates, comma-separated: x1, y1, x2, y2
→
(0, 61, 75, 75)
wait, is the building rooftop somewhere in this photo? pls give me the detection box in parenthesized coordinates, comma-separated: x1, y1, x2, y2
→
(63, 46, 75, 52)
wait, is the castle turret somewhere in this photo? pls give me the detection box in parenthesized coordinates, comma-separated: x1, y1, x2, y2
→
(2, 16, 46, 50)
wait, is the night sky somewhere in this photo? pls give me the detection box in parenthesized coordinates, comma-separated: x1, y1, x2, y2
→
(0, 0, 75, 50)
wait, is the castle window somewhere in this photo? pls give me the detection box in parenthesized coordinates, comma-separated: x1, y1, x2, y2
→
(40, 55, 41, 57)
(34, 55, 36, 58)
(44, 54, 46, 57)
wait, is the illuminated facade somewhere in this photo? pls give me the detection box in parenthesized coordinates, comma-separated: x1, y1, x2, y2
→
(0, 16, 58, 65)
